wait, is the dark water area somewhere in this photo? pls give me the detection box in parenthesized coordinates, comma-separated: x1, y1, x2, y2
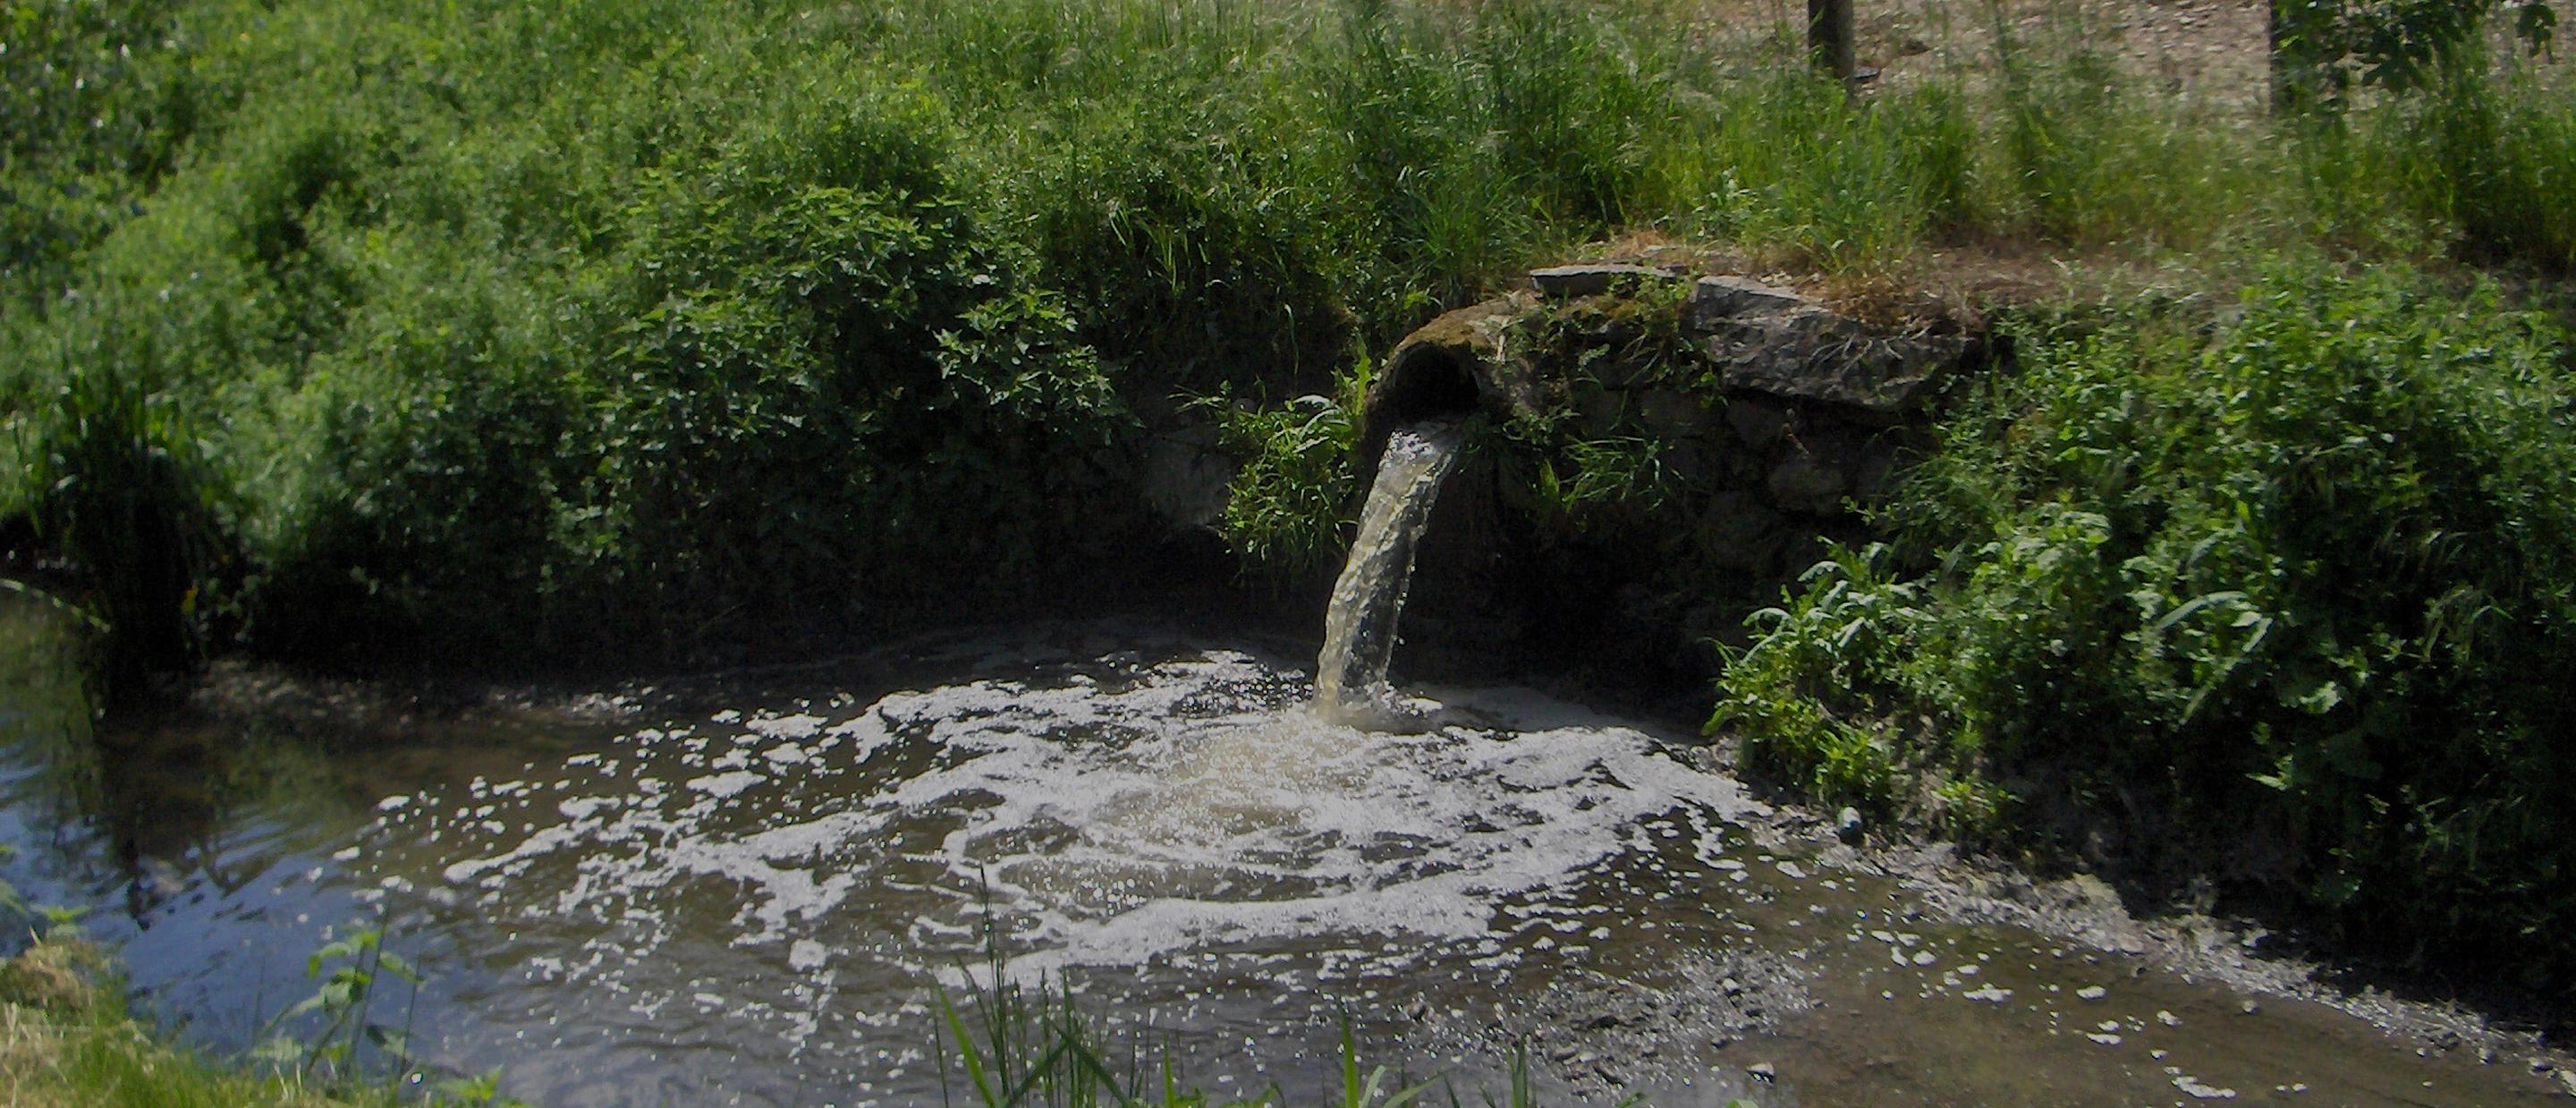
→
(0, 596, 2561, 1106)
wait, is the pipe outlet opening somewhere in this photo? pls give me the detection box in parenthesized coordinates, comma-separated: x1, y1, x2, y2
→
(1377, 344, 1483, 426)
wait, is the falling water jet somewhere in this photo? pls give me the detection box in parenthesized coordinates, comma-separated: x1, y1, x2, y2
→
(1314, 418, 1463, 731)
(1314, 303, 1531, 732)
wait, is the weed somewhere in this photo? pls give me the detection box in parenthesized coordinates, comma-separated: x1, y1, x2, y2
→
(1196, 355, 1375, 575)
(253, 924, 424, 1086)
(13, 0, 2564, 680)
(932, 941, 1671, 1107)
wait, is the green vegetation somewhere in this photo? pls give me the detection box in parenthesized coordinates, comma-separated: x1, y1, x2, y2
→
(0, 907, 1653, 1108)
(7, 0, 2576, 1019)
(938, 979, 1454, 1107)
(0, 927, 524, 1108)
(9, 0, 2564, 676)
(1715, 265, 2576, 984)
(2, 936, 345, 1108)
(1195, 367, 1369, 577)
(933, 942, 1689, 1107)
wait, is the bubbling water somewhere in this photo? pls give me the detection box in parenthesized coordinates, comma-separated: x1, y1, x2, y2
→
(309, 641, 1767, 1100)
(352, 648, 1760, 985)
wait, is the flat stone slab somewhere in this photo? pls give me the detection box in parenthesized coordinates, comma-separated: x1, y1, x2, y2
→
(1376, 268, 1978, 432)
(1701, 309, 1970, 417)
(1529, 264, 1683, 299)
(1690, 275, 1809, 326)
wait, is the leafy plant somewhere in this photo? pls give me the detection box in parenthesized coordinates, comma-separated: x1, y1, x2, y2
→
(432, 1068, 532, 1108)
(254, 923, 425, 1086)
(0, 845, 90, 952)
(0, 0, 199, 308)
(1, 0, 2567, 693)
(1197, 356, 1374, 576)
(2271, 0, 2561, 112)
(7, 318, 225, 697)
(1716, 262, 2576, 982)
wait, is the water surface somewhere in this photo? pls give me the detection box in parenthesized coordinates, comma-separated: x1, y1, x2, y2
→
(0, 601, 2555, 1105)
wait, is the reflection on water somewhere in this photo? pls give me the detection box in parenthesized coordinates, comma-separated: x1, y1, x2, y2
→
(0, 599, 2559, 1106)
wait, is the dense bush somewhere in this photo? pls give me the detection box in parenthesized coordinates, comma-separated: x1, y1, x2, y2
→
(0, 0, 2021, 668)
(0, 0, 199, 308)
(1715, 264, 2576, 984)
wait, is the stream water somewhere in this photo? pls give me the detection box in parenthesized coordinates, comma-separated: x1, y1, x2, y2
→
(2, 426, 2563, 1104)
(0, 598, 2559, 1106)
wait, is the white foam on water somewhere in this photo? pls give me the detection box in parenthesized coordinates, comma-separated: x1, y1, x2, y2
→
(685, 770, 765, 799)
(749, 713, 827, 740)
(345, 646, 1767, 1063)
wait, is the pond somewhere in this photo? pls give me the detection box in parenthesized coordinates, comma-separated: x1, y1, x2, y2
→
(0, 597, 2556, 1105)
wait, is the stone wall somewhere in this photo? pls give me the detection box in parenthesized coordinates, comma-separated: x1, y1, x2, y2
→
(1366, 264, 1991, 689)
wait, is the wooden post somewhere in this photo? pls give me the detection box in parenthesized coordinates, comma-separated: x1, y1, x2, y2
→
(1809, 0, 1855, 81)
(2267, 0, 2296, 115)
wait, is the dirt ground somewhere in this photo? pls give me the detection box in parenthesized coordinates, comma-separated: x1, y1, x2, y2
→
(1683, 0, 2276, 106)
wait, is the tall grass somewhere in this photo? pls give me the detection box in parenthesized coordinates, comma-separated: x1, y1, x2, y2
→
(5, 310, 223, 698)
(2384, 58, 2576, 272)
(3, 0, 2571, 678)
(933, 954, 1676, 1107)
(0, 935, 517, 1108)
